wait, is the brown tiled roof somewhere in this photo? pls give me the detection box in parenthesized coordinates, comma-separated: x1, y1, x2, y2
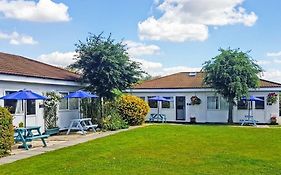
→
(134, 72, 281, 89)
(0, 52, 80, 81)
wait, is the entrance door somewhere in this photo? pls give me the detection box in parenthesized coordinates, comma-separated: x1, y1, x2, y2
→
(176, 96, 186, 120)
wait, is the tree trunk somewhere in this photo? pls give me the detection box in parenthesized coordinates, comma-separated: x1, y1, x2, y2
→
(99, 97, 103, 122)
(228, 100, 234, 124)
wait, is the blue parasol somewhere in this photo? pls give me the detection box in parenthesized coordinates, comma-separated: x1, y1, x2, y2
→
(149, 96, 171, 119)
(0, 89, 48, 127)
(241, 95, 264, 117)
(64, 90, 98, 119)
(64, 90, 98, 99)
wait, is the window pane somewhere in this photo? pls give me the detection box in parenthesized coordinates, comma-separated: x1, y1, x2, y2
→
(237, 99, 248, 110)
(207, 96, 219, 110)
(59, 92, 68, 110)
(162, 97, 174, 109)
(27, 100, 36, 115)
(148, 96, 158, 108)
(69, 98, 79, 110)
(220, 97, 229, 110)
(138, 96, 145, 101)
(4, 91, 22, 114)
(255, 97, 264, 109)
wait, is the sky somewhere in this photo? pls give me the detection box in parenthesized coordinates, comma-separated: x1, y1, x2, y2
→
(0, 0, 281, 82)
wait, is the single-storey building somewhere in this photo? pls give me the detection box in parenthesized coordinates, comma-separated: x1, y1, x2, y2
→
(0, 52, 81, 130)
(129, 72, 281, 123)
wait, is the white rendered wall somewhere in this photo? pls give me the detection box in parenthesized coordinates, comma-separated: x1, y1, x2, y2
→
(0, 77, 81, 131)
(132, 90, 280, 124)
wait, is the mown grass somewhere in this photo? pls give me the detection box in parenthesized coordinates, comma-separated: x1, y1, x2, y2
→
(1, 125, 281, 175)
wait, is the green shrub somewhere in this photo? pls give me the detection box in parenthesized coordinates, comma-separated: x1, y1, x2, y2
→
(117, 95, 150, 126)
(100, 101, 128, 131)
(0, 107, 14, 157)
(101, 113, 128, 131)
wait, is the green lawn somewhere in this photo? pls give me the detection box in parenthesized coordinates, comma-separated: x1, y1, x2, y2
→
(1, 125, 281, 175)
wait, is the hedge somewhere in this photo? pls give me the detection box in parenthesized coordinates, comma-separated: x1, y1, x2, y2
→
(0, 107, 14, 157)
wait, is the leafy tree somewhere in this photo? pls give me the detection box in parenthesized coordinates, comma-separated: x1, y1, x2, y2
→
(202, 48, 262, 123)
(70, 33, 144, 99)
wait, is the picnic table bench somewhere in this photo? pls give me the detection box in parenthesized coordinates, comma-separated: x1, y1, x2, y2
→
(14, 126, 49, 150)
(67, 118, 98, 135)
(240, 115, 258, 126)
(149, 113, 167, 123)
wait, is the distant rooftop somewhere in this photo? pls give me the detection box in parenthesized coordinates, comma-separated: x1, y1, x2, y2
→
(134, 72, 281, 89)
(0, 52, 80, 81)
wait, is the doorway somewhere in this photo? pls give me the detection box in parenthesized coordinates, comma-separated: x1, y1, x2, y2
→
(176, 96, 186, 120)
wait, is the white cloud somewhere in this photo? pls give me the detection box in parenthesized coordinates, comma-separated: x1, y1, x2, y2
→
(0, 0, 70, 22)
(261, 69, 281, 83)
(0, 31, 37, 45)
(133, 58, 200, 76)
(266, 51, 281, 57)
(138, 0, 257, 42)
(37, 51, 75, 67)
(124, 40, 160, 57)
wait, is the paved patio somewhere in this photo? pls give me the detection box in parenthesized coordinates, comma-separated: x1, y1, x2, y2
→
(0, 125, 145, 165)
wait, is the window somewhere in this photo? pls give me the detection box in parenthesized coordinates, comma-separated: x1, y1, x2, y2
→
(27, 100, 36, 115)
(255, 97, 265, 109)
(148, 96, 158, 108)
(162, 97, 174, 109)
(138, 96, 145, 101)
(207, 96, 219, 110)
(69, 97, 79, 110)
(4, 91, 22, 114)
(220, 97, 229, 110)
(237, 99, 248, 110)
(59, 92, 68, 110)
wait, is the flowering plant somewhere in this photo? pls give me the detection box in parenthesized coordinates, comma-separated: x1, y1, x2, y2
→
(270, 116, 277, 125)
(190, 96, 201, 105)
(267, 92, 278, 105)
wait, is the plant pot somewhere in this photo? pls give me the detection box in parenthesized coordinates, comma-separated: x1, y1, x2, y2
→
(45, 127, 60, 135)
(190, 117, 196, 124)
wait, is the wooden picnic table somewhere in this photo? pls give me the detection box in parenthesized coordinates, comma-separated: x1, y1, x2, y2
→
(14, 126, 49, 150)
(240, 115, 258, 126)
(66, 118, 98, 135)
(149, 113, 167, 123)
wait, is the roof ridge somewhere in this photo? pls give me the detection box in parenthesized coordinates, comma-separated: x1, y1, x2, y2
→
(260, 78, 281, 86)
(0, 52, 79, 76)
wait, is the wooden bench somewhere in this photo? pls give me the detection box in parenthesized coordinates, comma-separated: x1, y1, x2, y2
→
(14, 126, 49, 150)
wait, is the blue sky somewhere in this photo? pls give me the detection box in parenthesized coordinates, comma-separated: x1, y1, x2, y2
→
(0, 0, 281, 81)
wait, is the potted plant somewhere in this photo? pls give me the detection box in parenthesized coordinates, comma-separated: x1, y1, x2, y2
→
(190, 96, 201, 105)
(270, 116, 278, 125)
(267, 92, 278, 105)
(190, 117, 196, 124)
(43, 91, 61, 135)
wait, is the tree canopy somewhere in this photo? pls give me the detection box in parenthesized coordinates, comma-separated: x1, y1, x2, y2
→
(202, 48, 262, 123)
(70, 33, 144, 99)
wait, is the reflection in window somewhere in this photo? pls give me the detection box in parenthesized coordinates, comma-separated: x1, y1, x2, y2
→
(220, 97, 229, 110)
(162, 97, 174, 109)
(27, 100, 36, 115)
(69, 97, 79, 110)
(255, 97, 264, 109)
(148, 96, 158, 108)
(4, 91, 22, 114)
(59, 92, 68, 110)
(207, 96, 219, 110)
(237, 99, 248, 110)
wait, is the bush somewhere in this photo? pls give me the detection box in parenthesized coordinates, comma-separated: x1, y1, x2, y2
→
(101, 113, 129, 131)
(100, 101, 128, 131)
(117, 95, 150, 126)
(0, 107, 14, 157)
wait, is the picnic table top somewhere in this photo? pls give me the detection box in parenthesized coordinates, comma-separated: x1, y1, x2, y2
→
(15, 126, 41, 131)
(70, 118, 92, 122)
